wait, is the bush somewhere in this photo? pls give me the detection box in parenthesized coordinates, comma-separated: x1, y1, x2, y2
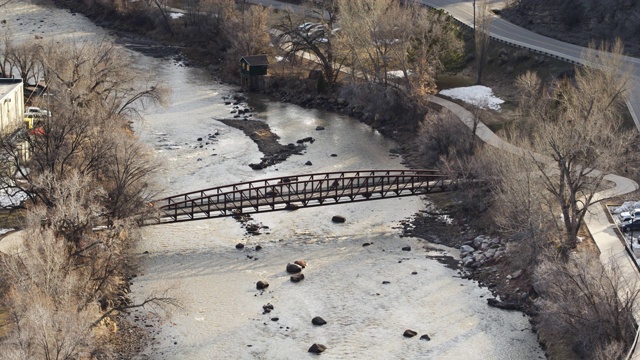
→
(534, 253, 638, 359)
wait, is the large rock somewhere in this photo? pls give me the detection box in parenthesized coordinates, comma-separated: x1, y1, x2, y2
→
(294, 260, 307, 268)
(290, 273, 305, 282)
(286, 263, 303, 274)
(256, 280, 269, 290)
(308, 343, 327, 354)
(285, 203, 299, 210)
(312, 316, 327, 325)
(463, 257, 475, 268)
(473, 236, 486, 248)
(403, 329, 418, 338)
(460, 245, 474, 255)
(487, 298, 522, 311)
(331, 215, 346, 223)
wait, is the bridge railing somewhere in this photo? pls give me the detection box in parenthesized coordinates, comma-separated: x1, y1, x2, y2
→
(160, 169, 444, 207)
(151, 169, 452, 223)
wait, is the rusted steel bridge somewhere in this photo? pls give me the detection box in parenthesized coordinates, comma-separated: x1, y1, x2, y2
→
(147, 169, 452, 224)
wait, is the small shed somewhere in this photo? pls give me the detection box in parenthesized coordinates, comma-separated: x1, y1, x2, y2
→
(240, 55, 269, 91)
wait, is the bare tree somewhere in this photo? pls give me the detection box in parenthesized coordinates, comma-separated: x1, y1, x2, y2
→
(185, 0, 235, 36)
(416, 108, 474, 167)
(275, 0, 343, 88)
(37, 39, 168, 118)
(338, 0, 463, 108)
(1, 202, 177, 358)
(509, 40, 632, 254)
(224, 4, 273, 72)
(9, 41, 39, 85)
(2, 226, 98, 359)
(0, 30, 14, 77)
(0, 38, 167, 209)
(475, 0, 492, 84)
(534, 252, 638, 359)
(474, 145, 553, 266)
(404, 8, 464, 106)
(100, 132, 161, 221)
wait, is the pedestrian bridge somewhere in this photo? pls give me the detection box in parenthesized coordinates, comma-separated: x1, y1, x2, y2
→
(146, 169, 452, 224)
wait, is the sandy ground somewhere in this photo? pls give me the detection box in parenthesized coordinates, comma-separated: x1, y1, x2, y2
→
(131, 219, 544, 360)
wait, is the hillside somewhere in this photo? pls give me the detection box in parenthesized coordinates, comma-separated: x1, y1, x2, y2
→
(501, 0, 640, 57)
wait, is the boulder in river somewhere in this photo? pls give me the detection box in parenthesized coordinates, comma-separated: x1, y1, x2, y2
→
(286, 263, 302, 274)
(285, 203, 299, 210)
(262, 303, 274, 313)
(403, 329, 418, 338)
(308, 343, 327, 354)
(256, 280, 269, 290)
(312, 316, 327, 326)
(331, 215, 346, 223)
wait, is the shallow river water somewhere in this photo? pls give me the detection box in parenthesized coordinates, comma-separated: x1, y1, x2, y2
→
(4, 1, 545, 359)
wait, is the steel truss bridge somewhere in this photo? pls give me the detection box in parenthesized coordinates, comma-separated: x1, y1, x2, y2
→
(147, 169, 452, 224)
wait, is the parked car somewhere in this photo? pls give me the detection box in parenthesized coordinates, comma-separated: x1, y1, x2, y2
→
(298, 22, 326, 38)
(25, 106, 51, 117)
(621, 218, 640, 233)
(619, 208, 640, 223)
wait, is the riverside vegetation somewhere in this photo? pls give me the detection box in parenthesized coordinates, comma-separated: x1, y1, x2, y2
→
(2, 0, 640, 358)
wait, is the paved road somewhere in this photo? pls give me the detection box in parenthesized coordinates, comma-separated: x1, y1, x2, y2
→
(419, 0, 640, 127)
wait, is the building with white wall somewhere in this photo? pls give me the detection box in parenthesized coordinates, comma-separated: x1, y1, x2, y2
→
(0, 78, 24, 135)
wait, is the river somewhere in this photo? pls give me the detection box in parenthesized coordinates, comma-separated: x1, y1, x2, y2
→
(4, 1, 544, 359)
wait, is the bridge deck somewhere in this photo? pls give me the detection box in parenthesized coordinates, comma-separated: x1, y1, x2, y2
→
(147, 169, 451, 224)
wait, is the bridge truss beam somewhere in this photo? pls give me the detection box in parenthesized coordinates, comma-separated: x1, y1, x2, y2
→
(147, 169, 452, 224)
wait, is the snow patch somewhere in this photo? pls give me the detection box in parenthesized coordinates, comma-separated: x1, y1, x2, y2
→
(387, 70, 407, 78)
(439, 85, 505, 111)
(0, 188, 27, 208)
